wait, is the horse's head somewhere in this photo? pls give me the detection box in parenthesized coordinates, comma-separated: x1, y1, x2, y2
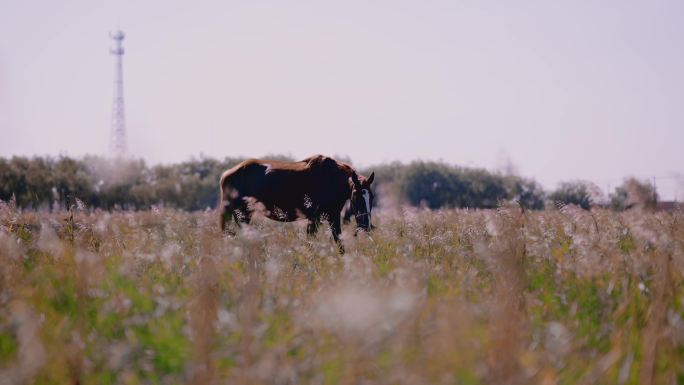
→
(350, 172, 375, 232)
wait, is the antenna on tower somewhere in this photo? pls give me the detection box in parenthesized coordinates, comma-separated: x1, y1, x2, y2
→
(109, 29, 127, 158)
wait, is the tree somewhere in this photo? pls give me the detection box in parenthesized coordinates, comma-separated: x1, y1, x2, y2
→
(0, 155, 553, 212)
(399, 161, 518, 209)
(549, 181, 595, 210)
(610, 178, 657, 211)
(402, 162, 460, 209)
(506, 177, 545, 210)
(460, 169, 508, 208)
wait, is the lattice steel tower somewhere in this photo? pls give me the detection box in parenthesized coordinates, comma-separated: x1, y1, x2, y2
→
(109, 30, 127, 157)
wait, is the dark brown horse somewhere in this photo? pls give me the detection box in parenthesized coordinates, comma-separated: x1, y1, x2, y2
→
(219, 155, 375, 251)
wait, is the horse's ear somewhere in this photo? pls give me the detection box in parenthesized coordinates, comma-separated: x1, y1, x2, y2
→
(351, 173, 361, 187)
(367, 172, 375, 185)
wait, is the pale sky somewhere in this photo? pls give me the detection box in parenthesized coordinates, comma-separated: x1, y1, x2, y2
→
(1, 0, 683, 199)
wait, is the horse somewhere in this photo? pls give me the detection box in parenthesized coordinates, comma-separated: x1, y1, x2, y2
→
(219, 154, 375, 252)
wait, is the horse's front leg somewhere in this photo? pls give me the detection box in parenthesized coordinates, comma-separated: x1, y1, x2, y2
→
(330, 214, 344, 254)
(307, 215, 320, 236)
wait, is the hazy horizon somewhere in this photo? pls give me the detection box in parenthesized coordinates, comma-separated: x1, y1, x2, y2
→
(2, 0, 683, 199)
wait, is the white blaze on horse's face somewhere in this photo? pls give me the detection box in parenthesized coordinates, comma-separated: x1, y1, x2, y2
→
(362, 189, 371, 221)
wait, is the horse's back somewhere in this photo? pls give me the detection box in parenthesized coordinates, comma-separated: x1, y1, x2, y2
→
(220, 158, 306, 199)
(220, 155, 351, 209)
(221, 156, 337, 187)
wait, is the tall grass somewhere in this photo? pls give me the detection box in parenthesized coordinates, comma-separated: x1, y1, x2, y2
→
(0, 202, 682, 384)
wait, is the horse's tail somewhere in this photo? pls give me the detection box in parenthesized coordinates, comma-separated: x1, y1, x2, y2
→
(219, 173, 230, 232)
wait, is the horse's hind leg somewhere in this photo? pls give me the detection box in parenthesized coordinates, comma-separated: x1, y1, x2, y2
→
(220, 201, 243, 236)
(232, 200, 252, 227)
(220, 198, 250, 235)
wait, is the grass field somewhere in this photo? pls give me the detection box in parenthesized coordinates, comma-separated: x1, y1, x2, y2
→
(0, 202, 682, 385)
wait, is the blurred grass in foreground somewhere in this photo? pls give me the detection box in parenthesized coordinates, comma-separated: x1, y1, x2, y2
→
(0, 203, 682, 385)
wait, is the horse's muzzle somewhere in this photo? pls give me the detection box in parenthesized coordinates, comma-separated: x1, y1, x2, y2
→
(354, 215, 372, 235)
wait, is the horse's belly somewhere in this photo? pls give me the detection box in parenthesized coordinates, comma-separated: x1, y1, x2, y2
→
(264, 206, 302, 222)
(250, 195, 308, 222)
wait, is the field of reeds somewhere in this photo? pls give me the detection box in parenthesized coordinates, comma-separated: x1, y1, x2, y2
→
(0, 202, 682, 385)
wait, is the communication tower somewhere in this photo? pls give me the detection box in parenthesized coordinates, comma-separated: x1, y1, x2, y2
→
(109, 30, 127, 157)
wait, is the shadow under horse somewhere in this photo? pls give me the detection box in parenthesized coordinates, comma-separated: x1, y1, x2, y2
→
(219, 154, 375, 253)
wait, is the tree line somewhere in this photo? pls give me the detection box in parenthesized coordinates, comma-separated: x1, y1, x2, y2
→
(0, 155, 656, 211)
